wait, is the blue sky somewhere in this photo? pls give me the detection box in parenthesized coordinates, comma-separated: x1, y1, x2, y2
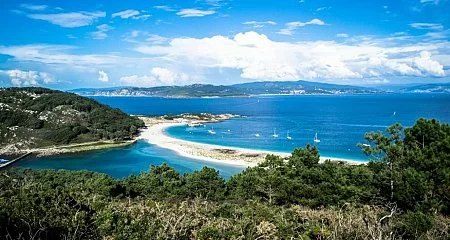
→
(0, 0, 449, 89)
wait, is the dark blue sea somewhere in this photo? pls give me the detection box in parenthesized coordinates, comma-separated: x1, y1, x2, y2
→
(15, 94, 450, 178)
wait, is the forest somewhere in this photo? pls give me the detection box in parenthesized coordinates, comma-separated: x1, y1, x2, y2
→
(0, 118, 449, 239)
(0, 87, 144, 149)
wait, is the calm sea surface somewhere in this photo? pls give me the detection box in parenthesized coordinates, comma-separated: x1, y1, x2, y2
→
(15, 94, 450, 178)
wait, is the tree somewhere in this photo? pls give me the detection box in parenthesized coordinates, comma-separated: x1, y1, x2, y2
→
(185, 167, 225, 200)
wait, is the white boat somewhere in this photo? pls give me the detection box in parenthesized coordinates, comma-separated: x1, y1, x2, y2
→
(286, 131, 292, 140)
(272, 128, 279, 138)
(255, 133, 260, 137)
(188, 123, 204, 127)
(208, 127, 216, 135)
(362, 143, 370, 147)
(313, 132, 320, 143)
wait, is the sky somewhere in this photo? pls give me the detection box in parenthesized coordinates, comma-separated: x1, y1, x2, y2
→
(0, 0, 449, 90)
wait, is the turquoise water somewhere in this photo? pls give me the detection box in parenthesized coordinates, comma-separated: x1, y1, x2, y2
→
(15, 141, 246, 179)
(14, 94, 450, 177)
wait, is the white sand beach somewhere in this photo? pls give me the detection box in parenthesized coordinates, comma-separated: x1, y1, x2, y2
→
(138, 116, 365, 167)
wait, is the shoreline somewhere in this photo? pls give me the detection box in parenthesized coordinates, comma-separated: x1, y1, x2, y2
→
(0, 140, 137, 159)
(138, 116, 365, 167)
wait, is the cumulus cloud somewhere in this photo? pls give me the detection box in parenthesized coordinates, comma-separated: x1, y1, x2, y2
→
(120, 67, 189, 86)
(27, 11, 106, 28)
(176, 9, 215, 17)
(90, 24, 114, 40)
(98, 70, 109, 82)
(414, 51, 445, 76)
(0, 69, 54, 86)
(134, 31, 446, 81)
(277, 19, 325, 35)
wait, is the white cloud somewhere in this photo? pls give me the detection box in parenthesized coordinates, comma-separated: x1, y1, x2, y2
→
(409, 23, 443, 31)
(123, 31, 169, 44)
(316, 6, 331, 11)
(98, 70, 109, 82)
(27, 11, 106, 28)
(0, 45, 122, 68)
(202, 0, 228, 7)
(134, 31, 447, 81)
(112, 9, 150, 20)
(414, 51, 445, 76)
(243, 21, 277, 28)
(154, 5, 177, 12)
(90, 24, 114, 40)
(336, 33, 349, 38)
(0, 69, 54, 86)
(277, 19, 325, 35)
(112, 9, 140, 19)
(20, 3, 48, 11)
(176, 9, 215, 17)
(420, 0, 440, 4)
(120, 67, 189, 86)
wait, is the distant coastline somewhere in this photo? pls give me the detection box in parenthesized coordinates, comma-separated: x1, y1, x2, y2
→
(69, 81, 450, 98)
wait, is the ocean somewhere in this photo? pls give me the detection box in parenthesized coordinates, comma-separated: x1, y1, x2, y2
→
(14, 94, 450, 178)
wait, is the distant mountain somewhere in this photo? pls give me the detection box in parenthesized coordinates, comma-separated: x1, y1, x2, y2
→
(70, 80, 383, 97)
(70, 84, 247, 97)
(399, 83, 450, 93)
(232, 80, 381, 95)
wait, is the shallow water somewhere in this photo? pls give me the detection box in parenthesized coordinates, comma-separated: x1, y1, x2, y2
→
(15, 140, 246, 179)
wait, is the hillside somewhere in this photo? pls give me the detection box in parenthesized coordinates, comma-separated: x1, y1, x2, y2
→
(0, 87, 144, 153)
(70, 80, 382, 97)
(71, 84, 247, 97)
(232, 80, 381, 94)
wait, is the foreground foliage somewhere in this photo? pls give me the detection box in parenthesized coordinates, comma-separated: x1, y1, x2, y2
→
(0, 118, 449, 239)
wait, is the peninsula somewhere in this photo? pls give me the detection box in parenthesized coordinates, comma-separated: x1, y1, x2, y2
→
(0, 87, 144, 157)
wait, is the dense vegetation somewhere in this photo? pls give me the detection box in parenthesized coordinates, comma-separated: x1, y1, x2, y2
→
(1, 118, 449, 239)
(0, 87, 144, 149)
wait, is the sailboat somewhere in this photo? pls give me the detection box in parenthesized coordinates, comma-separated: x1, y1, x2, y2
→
(208, 126, 216, 135)
(286, 131, 292, 140)
(313, 132, 320, 143)
(272, 128, 279, 138)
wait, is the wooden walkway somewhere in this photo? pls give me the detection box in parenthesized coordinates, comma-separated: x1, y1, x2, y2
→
(0, 152, 32, 169)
